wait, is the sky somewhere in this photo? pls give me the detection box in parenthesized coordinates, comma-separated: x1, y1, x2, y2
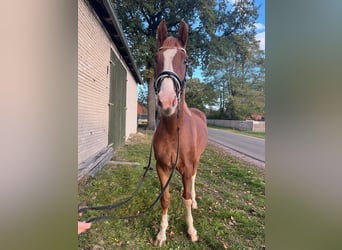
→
(255, 0, 265, 50)
(231, 0, 265, 51)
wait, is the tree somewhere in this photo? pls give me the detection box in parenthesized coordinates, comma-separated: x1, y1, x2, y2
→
(137, 84, 148, 107)
(112, 0, 216, 129)
(185, 78, 217, 113)
(203, 0, 265, 119)
(112, 0, 264, 124)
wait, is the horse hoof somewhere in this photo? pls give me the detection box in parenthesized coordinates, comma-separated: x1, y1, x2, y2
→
(190, 233, 198, 242)
(154, 239, 166, 247)
(192, 201, 198, 209)
(155, 233, 167, 247)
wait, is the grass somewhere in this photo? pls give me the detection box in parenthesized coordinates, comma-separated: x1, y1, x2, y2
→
(208, 125, 265, 139)
(78, 132, 265, 249)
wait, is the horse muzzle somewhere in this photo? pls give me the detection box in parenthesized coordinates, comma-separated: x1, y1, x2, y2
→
(154, 71, 184, 117)
(157, 92, 177, 116)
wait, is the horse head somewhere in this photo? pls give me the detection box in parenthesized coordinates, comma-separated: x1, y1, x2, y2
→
(154, 20, 189, 117)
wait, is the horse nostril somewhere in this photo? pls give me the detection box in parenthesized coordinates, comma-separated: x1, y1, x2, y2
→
(158, 99, 162, 107)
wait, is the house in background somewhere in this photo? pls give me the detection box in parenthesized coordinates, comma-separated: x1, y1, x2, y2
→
(78, 0, 143, 179)
(137, 102, 147, 116)
(137, 102, 148, 126)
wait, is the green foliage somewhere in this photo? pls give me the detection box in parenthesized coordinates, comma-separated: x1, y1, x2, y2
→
(78, 133, 265, 249)
(112, 0, 265, 121)
(112, 0, 216, 128)
(112, 0, 214, 73)
(203, 0, 265, 120)
(138, 84, 148, 106)
(185, 78, 217, 112)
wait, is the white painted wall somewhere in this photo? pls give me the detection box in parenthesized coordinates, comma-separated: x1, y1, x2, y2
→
(78, 0, 138, 166)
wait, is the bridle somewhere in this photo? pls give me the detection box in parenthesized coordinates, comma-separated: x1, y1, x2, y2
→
(154, 47, 189, 101)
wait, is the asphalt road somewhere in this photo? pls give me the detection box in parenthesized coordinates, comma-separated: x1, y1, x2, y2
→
(208, 128, 265, 162)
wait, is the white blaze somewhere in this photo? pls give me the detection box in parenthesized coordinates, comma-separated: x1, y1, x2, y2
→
(163, 48, 177, 71)
(157, 48, 178, 115)
(160, 48, 177, 93)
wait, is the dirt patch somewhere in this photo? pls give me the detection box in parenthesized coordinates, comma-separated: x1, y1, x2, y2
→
(126, 132, 148, 144)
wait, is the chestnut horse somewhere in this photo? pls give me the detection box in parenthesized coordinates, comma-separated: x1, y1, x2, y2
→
(153, 20, 208, 246)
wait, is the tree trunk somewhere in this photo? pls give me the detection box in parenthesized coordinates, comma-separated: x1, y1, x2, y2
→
(147, 77, 156, 130)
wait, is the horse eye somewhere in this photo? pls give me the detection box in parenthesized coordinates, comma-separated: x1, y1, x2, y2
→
(179, 48, 186, 53)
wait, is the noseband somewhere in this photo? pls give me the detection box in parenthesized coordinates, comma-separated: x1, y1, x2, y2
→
(154, 48, 188, 100)
(154, 71, 185, 100)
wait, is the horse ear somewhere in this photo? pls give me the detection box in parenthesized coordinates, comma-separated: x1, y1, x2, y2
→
(157, 20, 168, 48)
(178, 21, 188, 48)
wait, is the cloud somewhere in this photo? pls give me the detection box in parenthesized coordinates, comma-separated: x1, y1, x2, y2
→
(256, 31, 265, 50)
(227, 0, 244, 5)
(254, 22, 265, 31)
(253, 22, 265, 51)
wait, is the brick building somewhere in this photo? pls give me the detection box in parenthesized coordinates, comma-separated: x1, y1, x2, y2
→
(78, 0, 143, 179)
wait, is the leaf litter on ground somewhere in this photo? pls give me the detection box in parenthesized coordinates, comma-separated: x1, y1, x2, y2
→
(78, 131, 265, 249)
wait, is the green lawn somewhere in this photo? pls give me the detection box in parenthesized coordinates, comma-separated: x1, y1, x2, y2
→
(208, 125, 265, 139)
(78, 132, 265, 249)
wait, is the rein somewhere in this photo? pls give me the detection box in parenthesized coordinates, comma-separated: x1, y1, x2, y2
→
(78, 107, 181, 223)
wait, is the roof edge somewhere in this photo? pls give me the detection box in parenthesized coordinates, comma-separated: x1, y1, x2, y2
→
(90, 0, 143, 84)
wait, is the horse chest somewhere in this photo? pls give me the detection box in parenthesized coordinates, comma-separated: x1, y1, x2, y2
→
(154, 139, 178, 166)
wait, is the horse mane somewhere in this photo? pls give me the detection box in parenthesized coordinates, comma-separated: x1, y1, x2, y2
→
(183, 101, 192, 116)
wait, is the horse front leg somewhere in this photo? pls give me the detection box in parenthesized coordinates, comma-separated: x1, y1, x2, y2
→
(182, 174, 198, 242)
(155, 166, 170, 247)
(190, 172, 198, 209)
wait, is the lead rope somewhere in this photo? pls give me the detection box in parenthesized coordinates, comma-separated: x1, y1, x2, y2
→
(79, 104, 181, 223)
(78, 141, 153, 214)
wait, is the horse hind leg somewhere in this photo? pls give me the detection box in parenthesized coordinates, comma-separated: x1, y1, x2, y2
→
(182, 175, 198, 242)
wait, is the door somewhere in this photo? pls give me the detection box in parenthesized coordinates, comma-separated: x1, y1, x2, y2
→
(108, 49, 127, 150)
